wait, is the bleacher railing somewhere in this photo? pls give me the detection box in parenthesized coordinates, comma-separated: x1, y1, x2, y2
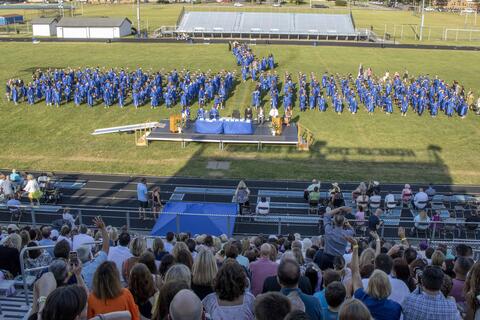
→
(1, 204, 479, 241)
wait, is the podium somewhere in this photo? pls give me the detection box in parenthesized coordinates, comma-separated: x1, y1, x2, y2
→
(169, 114, 182, 133)
(272, 117, 283, 135)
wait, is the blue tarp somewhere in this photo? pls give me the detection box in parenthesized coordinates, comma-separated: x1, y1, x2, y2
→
(150, 202, 238, 237)
(195, 119, 253, 135)
(195, 120, 224, 134)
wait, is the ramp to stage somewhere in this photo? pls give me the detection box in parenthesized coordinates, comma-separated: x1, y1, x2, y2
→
(91, 122, 160, 135)
(177, 11, 357, 37)
(151, 202, 238, 237)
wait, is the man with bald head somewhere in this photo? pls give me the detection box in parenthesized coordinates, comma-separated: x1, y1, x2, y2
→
(250, 243, 278, 296)
(169, 289, 203, 320)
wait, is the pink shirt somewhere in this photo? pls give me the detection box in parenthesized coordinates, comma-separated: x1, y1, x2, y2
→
(249, 257, 278, 296)
(355, 211, 365, 225)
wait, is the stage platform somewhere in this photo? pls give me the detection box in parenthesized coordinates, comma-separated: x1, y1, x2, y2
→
(147, 120, 298, 149)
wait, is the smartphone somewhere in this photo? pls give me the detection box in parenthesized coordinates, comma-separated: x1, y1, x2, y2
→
(69, 251, 78, 267)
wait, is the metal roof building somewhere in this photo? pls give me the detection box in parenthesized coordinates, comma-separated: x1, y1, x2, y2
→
(176, 11, 359, 40)
(56, 17, 132, 39)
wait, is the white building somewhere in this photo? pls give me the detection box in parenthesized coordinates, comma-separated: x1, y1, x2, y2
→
(56, 17, 132, 39)
(31, 17, 59, 37)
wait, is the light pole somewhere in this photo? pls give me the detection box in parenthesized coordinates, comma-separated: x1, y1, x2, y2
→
(419, 0, 425, 41)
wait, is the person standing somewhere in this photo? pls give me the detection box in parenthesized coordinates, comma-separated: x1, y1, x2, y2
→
(137, 178, 148, 220)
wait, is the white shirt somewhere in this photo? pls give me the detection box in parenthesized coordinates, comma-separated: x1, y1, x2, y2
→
(72, 233, 95, 251)
(362, 275, 410, 304)
(57, 235, 72, 249)
(164, 242, 174, 254)
(107, 245, 133, 282)
(62, 212, 76, 227)
(370, 195, 381, 204)
(24, 180, 39, 193)
(385, 194, 396, 206)
(256, 200, 270, 215)
(414, 192, 429, 209)
(414, 215, 431, 230)
(269, 108, 279, 118)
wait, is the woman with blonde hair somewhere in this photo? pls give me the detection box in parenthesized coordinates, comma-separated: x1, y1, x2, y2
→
(431, 250, 446, 267)
(235, 180, 250, 215)
(359, 248, 375, 271)
(171, 241, 189, 260)
(347, 237, 402, 320)
(122, 237, 147, 283)
(88, 261, 140, 320)
(24, 174, 41, 206)
(192, 248, 218, 299)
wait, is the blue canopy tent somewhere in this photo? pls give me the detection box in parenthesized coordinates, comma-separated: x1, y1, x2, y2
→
(150, 202, 238, 237)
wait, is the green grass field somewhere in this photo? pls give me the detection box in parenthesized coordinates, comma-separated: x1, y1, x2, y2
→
(0, 42, 479, 184)
(1, 3, 480, 45)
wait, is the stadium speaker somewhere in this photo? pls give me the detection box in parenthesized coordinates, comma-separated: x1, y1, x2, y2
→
(232, 109, 241, 119)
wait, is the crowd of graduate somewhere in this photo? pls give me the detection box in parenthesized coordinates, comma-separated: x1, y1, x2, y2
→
(4, 68, 236, 113)
(255, 66, 477, 118)
(231, 41, 275, 82)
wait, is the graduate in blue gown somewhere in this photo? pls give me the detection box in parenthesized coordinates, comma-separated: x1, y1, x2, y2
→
(197, 106, 206, 120)
(210, 105, 219, 120)
(401, 95, 409, 116)
(458, 100, 468, 118)
(430, 100, 438, 117)
(133, 90, 140, 109)
(385, 95, 393, 114)
(27, 84, 35, 105)
(309, 92, 316, 110)
(317, 94, 326, 112)
(252, 88, 260, 109)
(299, 92, 307, 112)
(11, 85, 19, 105)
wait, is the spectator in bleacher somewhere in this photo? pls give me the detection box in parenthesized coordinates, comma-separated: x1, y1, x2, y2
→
(38, 227, 55, 257)
(152, 281, 190, 320)
(24, 174, 41, 206)
(304, 179, 321, 201)
(401, 184, 413, 205)
(122, 237, 147, 283)
(465, 210, 480, 231)
(392, 257, 415, 292)
(53, 239, 70, 260)
(159, 254, 175, 279)
(250, 243, 278, 296)
(164, 231, 176, 253)
(191, 248, 217, 300)
(413, 188, 429, 210)
(413, 210, 431, 234)
(430, 250, 445, 269)
(256, 197, 270, 215)
(61, 208, 76, 228)
(348, 237, 402, 320)
(165, 264, 192, 287)
(175, 248, 194, 270)
(402, 266, 461, 320)
(314, 269, 342, 309)
(107, 231, 132, 283)
(78, 217, 109, 290)
(450, 256, 474, 305)
(321, 206, 354, 270)
(203, 259, 255, 320)
(369, 192, 382, 209)
(367, 181, 381, 197)
(464, 261, 480, 320)
(338, 298, 372, 320)
(352, 182, 367, 203)
(262, 251, 313, 295)
(1, 175, 14, 198)
(87, 261, 140, 320)
(128, 263, 157, 319)
(0, 233, 21, 276)
(323, 281, 347, 319)
(138, 251, 162, 290)
(356, 192, 369, 211)
(9, 169, 21, 189)
(368, 208, 384, 233)
(40, 285, 87, 320)
(19, 229, 30, 248)
(137, 178, 149, 220)
(169, 289, 203, 320)
(425, 183, 436, 197)
(277, 259, 322, 320)
(152, 237, 168, 264)
(362, 253, 410, 304)
(254, 292, 292, 320)
(26, 241, 52, 278)
(57, 225, 72, 248)
(72, 224, 94, 251)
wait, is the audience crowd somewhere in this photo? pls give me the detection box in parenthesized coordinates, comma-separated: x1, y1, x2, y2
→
(0, 209, 479, 320)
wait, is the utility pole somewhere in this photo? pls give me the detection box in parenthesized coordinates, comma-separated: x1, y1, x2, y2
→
(137, 0, 141, 36)
(419, 0, 425, 41)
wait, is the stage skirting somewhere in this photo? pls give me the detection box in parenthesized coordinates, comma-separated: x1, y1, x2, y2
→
(150, 202, 238, 237)
(195, 119, 253, 135)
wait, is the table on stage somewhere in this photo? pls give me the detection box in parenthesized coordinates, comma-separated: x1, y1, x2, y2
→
(195, 118, 253, 135)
